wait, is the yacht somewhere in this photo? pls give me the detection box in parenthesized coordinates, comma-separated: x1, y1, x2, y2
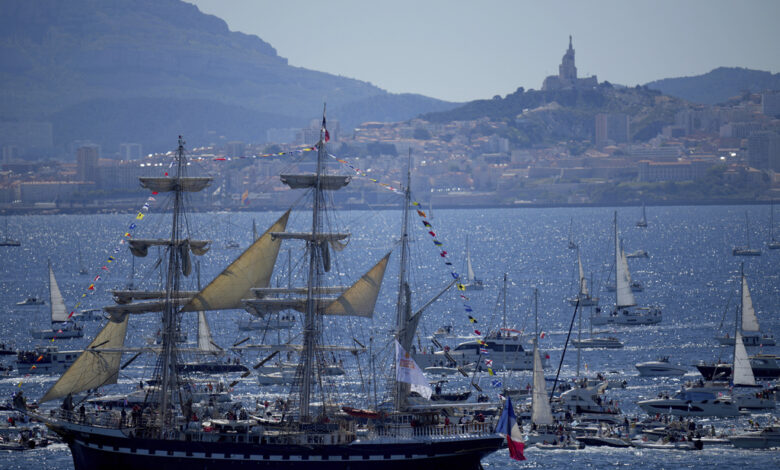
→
(16, 347, 80, 375)
(430, 331, 543, 371)
(715, 269, 775, 347)
(728, 426, 780, 449)
(637, 390, 740, 417)
(635, 357, 687, 376)
(696, 355, 780, 381)
(733, 211, 761, 256)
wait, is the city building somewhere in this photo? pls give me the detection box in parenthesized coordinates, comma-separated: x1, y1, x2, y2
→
(748, 131, 780, 171)
(119, 143, 143, 160)
(76, 145, 100, 184)
(595, 113, 630, 147)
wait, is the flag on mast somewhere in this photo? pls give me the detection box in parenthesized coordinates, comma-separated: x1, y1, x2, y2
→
(395, 340, 432, 399)
(495, 396, 526, 461)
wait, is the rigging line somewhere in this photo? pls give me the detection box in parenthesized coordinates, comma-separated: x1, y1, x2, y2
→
(549, 299, 580, 404)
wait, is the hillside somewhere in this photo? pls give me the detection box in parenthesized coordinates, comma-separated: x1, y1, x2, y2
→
(421, 84, 688, 147)
(0, 0, 456, 154)
(644, 67, 780, 105)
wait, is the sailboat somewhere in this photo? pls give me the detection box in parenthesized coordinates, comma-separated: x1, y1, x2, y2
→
(35, 129, 502, 469)
(461, 236, 484, 291)
(592, 212, 661, 326)
(567, 249, 598, 306)
(604, 241, 643, 292)
(567, 217, 577, 249)
(30, 261, 84, 339)
(0, 216, 20, 246)
(768, 201, 780, 249)
(77, 240, 88, 275)
(524, 289, 558, 446)
(636, 203, 647, 228)
(715, 266, 775, 346)
(733, 211, 761, 256)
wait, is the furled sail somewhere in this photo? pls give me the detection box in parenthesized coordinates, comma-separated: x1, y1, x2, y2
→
(128, 239, 210, 258)
(615, 241, 636, 308)
(40, 314, 130, 403)
(733, 330, 756, 386)
(323, 253, 390, 317)
(280, 174, 350, 190)
(182, 210, 290, 312)
(741, 276, 759, 332)
(531, 342, 554, 426)
(197, 311, 220, 353)
(48, 262, 68, 323)
(139, 177, 212, 193)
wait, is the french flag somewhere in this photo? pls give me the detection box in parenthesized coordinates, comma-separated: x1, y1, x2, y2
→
(495, 396, 525, 461)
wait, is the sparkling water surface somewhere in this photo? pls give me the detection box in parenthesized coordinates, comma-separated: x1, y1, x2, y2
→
(0, 204, 778, 469)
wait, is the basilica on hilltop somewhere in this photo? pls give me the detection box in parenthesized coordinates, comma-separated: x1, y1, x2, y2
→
(542, 36, 598, 91)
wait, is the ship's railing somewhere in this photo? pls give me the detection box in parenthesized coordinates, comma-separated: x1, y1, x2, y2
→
(371, 421, 495, 440)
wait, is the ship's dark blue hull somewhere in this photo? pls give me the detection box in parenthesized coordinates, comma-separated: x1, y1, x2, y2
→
(62, 428, 503, 470)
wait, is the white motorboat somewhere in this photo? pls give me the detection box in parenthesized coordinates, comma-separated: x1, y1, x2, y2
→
(728, 426, 780, 449)
(30, 261, 83, 340)
(625, 249, 649, 259)
(424, 366, 459, 376)
(636, 357, 687, 376)
(631, 438, 702, 450)
(636, 390, 740, 417)
(16, 297, 44, 306)
(16, 347, 80, 375)
(432, 324, 455, 338)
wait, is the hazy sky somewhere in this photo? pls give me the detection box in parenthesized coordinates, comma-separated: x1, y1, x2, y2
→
(188, 0, 780, 103)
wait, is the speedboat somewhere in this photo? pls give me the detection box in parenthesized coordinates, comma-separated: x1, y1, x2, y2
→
(636, 390, 740, 417)
(728, 426, 780, 449)
(572, 337, 623, 349)
(625, 250, 649, 259)
(635, 357, 687, 376)
(16, 297, 44, 306)
(591, 307, 662, 326)
(716, 333, 776, 347)
(432, 331, 544, 371)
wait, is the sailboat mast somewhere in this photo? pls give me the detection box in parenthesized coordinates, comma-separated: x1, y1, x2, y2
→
(502, 273, 508, 330)
(393, 150, 412, 412)
(733, 262, 744, 381)
(299, 108, 327, 420)
(158, 136, 187, 433)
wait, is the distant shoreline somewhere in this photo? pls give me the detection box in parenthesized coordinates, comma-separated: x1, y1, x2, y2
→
(0, 198, 768, 216)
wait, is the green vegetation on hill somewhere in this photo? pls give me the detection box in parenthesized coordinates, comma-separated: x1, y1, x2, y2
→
(422, 84, 686, 148)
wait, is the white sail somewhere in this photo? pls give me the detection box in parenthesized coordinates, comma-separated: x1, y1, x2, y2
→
(49, 263, 68, 323)
(197, 311, 220, 352)
(577, 250, 588, 296)
(733, 330, 756, 386)
(323, 253, 390, 317)
(531, 342, 553, 426)
(616, 239, 636, 308)
(466, 239, 476, 282)
(40, 314, 130, 402)
(741, 276, 759, 332)
(182, 210, 290, 312)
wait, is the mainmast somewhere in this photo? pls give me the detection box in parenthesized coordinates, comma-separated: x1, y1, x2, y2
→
(299, 107, 328, 420)
(158, 136, 188, 433)
(393, 150, 413, 412)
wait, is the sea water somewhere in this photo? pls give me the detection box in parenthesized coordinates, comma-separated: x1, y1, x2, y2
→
(0, 204, 778, 469)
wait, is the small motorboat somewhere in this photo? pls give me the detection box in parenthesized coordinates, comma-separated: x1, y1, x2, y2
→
(16, 297, 44, 306)
(635, 357, 687, 376)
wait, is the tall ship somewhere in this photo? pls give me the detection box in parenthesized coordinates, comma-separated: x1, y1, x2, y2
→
(33, 129, 502, 469)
